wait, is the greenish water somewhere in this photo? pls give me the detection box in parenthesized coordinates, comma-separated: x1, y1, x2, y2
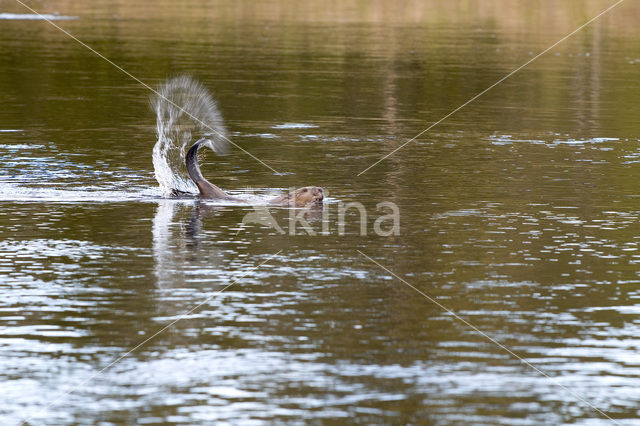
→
(1, 0, 640, 424)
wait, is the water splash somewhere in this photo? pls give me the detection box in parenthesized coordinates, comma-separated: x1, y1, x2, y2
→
(151, 76, 228, 197)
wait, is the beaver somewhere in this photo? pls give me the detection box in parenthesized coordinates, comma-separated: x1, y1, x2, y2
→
(183, 138, 323, 208)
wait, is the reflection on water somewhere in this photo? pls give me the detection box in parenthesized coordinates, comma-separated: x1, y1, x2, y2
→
(152, 200, 232, 288)
(2, 0, 640, 424)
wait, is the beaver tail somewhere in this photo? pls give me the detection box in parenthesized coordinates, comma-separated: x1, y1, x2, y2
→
(185, 138, 230, 199)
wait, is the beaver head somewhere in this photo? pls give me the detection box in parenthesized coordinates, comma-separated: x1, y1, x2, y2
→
(291, 186, 323, 207)
(270, 186, 323, 208)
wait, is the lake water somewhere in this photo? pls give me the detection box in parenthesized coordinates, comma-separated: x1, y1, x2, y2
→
(1, 0, 640, 424)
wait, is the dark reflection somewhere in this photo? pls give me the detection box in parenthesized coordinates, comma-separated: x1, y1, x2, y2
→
(185, 201, 224, 250)
(186, 199, 324, 243)
(152, 200, 227, 288)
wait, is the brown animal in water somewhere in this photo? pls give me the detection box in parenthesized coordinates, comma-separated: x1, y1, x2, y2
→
(183, 138, 323, 208)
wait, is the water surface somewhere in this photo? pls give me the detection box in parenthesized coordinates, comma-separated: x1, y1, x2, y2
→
(1, 0, 640, 424)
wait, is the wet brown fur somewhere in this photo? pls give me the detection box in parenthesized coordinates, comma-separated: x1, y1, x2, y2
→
(183, 138, 323, 208)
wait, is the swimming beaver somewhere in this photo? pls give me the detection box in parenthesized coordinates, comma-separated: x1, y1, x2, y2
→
(184, 138, 324, 208)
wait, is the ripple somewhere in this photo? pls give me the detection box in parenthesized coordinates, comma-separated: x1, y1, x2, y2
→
(0, 182, 161, 202)
(0, 143, 44, 150)
(272, 123, 319, 129)
(0, 13, 77, 20)
(0, 239, 114, 261)
(489, 134, 619, 149)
